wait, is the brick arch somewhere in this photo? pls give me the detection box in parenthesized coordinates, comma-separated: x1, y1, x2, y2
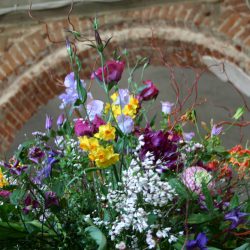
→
(0, 0, 250, 154)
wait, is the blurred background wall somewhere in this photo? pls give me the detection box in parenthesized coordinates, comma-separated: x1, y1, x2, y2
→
(0, 0, 250, 157)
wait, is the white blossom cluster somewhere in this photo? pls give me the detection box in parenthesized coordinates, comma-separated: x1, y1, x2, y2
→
(94, 138, 181, 249)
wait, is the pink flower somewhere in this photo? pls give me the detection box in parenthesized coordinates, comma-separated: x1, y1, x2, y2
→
(0, 190, 11, 199)
(91, 60, 125, 84)
(74, 119, 94, 137)
(138, 80, 159, 101)
(182, 166, 214, 194)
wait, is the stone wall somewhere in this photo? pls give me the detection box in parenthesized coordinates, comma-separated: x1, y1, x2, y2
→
(0, 0, 250, 154)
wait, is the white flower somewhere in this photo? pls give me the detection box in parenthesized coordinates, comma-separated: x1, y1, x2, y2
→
(115, 241, 126, 250)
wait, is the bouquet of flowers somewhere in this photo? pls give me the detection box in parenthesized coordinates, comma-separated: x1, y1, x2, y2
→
(0, 20, 249, 249)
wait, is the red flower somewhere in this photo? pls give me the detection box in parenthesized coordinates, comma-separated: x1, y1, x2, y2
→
(91, 60, 125, 84)
(138, 80, 159, 101)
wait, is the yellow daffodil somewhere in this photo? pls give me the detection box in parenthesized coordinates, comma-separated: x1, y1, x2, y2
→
(104, 103, 111, 114)
(89, 146, 119, 168)
(123, 97, 139, 118)
(111, 92, 118, 102)
(79, 136, 100, 151)
(95, 123, 116, 141)
(0, 168, 8, 188)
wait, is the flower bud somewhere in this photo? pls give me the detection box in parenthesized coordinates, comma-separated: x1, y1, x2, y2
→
(138, 80, 159, 101)
(45, 115, 53, 130)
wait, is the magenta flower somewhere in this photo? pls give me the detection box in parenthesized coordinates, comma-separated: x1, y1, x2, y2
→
(87, 99, 104, 121)
(92, 115, 106, 131)
(0, 190, 11, 199)
(3, 159, 27, 175)
(211, 125, 223, 136)
(161, 101, 174, 115)
(138, 80, 159, 101)
(224, 208, 248, 229)
(182, 166, 214, 194)
(186, 232, 208, 250)
(91, 60, 125, 84)
(117, 114, 134, 134)
(74, 119, 94, 137)
(23, 194, 40, 214)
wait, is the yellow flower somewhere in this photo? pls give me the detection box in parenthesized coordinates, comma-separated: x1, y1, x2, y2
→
(95, 123, 116, 141)
(104, 103, 111, 114)
(123, 96, 139, 118)
(79, 136, 100, 151)
(0, 168, 8, 188)
(89, 146, 119, 168)
(111, 104, 122, 118)
(111, 92, 118, 102)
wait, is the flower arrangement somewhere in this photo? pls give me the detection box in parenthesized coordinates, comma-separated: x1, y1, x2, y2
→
(0, 20, 249, 250)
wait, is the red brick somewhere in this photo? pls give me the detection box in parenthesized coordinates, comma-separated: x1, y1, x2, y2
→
(3, 52, 17, 71)
(219, 13, 241, 34)
(8, 45, 26, 65)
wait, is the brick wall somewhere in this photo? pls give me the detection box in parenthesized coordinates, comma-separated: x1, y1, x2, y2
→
(0, 0, 249, 155)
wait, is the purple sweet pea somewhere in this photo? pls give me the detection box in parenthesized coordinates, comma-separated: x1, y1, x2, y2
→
(138, 80, 159, 101)
(87, 99, 104, 121)
(28, 147, 45, 164)
(161, 101, 174, 115)
(45, 191, 59, 208)
(186, 232, 208, 250)
(74, 119, 94, 137)
(117, 114, 134, 134)
(91, 60, 125, 84)
(57, 113, 65, 127)
(23, 194, 40, 214)
(211, 125, 223, 136)
(224, 208, 248, 229)
(45, 115, 53, 130)
(3, 159, 27, 175)
(183, 132, 195, 142)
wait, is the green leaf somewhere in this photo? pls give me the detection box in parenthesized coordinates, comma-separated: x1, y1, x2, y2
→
(52, 180, 65, 198)
(188, 213, 219, 224)
(150, 113, 157, 127)
(85, 226, 107, 250)
(10, 189, 25, 205)
(169, 178, 189, 199)
(233, 243, 250, 250)
(202, 182, 214, 211)
(208, 247, 222, 250)
(76, 77, 87, 105)
(229, 194, 239, 210)
(0, 222, 27, 239)
(233, 107, 244, 120)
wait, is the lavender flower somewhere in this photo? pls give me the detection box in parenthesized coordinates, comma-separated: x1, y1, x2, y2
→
(59, 72, 90, 109)
(45, 115, 53, 130)
(87, 99, 104, 121)
(57, 113, 65, 126)
(161, 101, 174, 115)
(117, 114, 134, 134)
(211, 125, 223, 136)
(114, 89, 130, 108)
(3, 159, 27, 175)
(186, 232, 208, 250)
(183, 132, 195, 142)
(224, 208, 248, 229)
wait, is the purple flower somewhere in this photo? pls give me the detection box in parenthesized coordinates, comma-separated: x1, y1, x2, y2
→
(0, 190, 11, 199)
(138, 80, 159, 101)
(139, 128, 181, 170)
(45, 115, 53, 130)
(59, 72, 90, 109)
(211, 125, 223, 136)
(74, 119, 94, 137)
(161, 101, 174, 115)
(87, 99, 104, 121)
(186, 232, 208, 250)
(45, 191, 59, 208)
(3, 159, 27, 175)
(91, 60, 125, 84)
(117, 114, 134, 134)
(224, 208, 248, 229)
(23, 194, 40, 214)
(57, 113, 65, 126)
(182, 166, 214, 194)
(114, 89, 130, 108)
(183, 132, 195, 141)
(92, 115, 106, 131)
(28, 147, 45, 164)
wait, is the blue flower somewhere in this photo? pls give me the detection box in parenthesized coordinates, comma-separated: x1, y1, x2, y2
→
(224, 208, 248, 229)
(186, 232, 208, 250)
